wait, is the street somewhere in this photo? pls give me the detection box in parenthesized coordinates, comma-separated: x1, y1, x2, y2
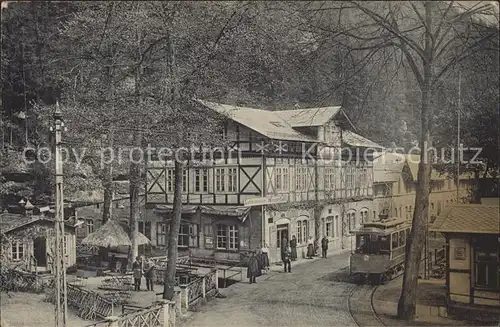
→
(182, 251, 358, 327)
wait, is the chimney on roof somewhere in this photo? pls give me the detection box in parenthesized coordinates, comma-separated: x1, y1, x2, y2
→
(24, 200, 34, 217)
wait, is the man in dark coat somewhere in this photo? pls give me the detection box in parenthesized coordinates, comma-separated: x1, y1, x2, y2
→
(144, 259, 155, 291)
(321, 236, 329, 258)
(280, 237, 288, 262)
(247, 251, 259, 284)
(290, 236, 298, 261)
(132, 256, 143, 291)
(283, 241, 291, 273)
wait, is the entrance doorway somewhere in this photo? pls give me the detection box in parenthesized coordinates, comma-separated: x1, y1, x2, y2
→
(276, 224, 289, 249)
(34, 237, 47, 266)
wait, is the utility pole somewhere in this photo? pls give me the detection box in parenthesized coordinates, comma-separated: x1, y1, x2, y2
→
(51, 101, 68, 326)
(456, 71, 461, 203)
(339, 127, 346, 250)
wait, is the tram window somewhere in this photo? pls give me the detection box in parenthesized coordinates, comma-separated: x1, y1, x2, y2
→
(356, 235, 366, 249)
(379, 236, 390, 252)
(406, 228, 411, 241)
(391, 233, 399, 249)
(398, 231, 405, 247)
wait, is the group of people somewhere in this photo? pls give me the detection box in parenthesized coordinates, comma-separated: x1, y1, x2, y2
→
(246, 245, 271, 283)
(132, 256, 156, 291)
(247, 235, 331, 281)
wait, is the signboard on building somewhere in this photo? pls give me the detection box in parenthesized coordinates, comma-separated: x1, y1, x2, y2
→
(244, 195, 287, 207)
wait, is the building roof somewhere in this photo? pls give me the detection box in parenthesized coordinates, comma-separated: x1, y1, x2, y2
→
(275, 106, 342, 127)
(0, 213, 77, 234)
(372, 152, 474, 183)
(343, 131, 384, 149)
(196, 99, 382, 149)
(373, 152, 407, 182)
(430, 204, 500, 234)
(196, 100, 317, 142)
(153, 205, 251, 223)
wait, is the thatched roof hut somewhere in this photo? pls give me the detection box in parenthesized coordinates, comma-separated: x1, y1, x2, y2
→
(82, 219, 150, 247)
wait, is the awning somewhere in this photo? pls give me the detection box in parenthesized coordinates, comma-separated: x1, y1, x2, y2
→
(153, 205, 251, 223)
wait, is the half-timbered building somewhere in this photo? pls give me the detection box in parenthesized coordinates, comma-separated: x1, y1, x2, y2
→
(146, 100, 383, 263)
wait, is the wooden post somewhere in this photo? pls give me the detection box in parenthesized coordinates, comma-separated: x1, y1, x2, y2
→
(202, 275, 206, 298)
(215, 269, 219, 289)
(180, 285, 188, 311)
(105, 316, 119, 327)
(161, 300, 173, 326)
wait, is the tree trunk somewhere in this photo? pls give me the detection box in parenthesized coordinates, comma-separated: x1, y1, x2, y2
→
(314, 159, 322, 245)
(163, 27, 182, 301)
(397, 2, 433, 321)
(163, 159, 183, 300)
(102, 129, 115, 224)
(129, 132, 142, 267)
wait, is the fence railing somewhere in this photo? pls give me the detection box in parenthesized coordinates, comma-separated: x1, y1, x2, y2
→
(179, 269, 218, 310)
(85, 300, 175, 327)
(0, 265, 46, 293)
(45, 280, 113, 320)
(435, 246, 446, 264)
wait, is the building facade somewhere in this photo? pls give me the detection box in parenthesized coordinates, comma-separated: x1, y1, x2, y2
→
(372, 152, 476, 224)
(146, 100, 383, 263)
(430, 202, 499, 319)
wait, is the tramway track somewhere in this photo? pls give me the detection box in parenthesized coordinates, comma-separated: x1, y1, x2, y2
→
(347, 283, 386, 327)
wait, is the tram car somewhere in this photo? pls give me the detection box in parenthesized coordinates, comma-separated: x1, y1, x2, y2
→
(349, 217, 411, 284)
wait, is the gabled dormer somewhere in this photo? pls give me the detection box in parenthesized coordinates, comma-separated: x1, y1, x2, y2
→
(275, 106, 344, 145)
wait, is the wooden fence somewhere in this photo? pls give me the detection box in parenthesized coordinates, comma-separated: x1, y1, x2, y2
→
(179, 269, 218, 311)
(0, 264, 46, 293)
(45, 280, 113, 320)
(84, 300, 176, 327)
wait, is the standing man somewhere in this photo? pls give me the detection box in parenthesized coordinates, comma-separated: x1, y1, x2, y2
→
(247, 251, 259, 284)
(144, 258, 155, 291)
(290, 235, 298, 261)
(281, 237, 288, 263)
(321, 235, 329, 258)
(283, 240, 291, 273)
(132, 256, 143, 291)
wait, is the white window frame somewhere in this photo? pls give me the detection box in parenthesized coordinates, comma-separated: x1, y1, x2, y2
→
(326, 217, 333, 237)
(275, 167, 289, 192)
(216, 225, 239, 250)
(182, 169, 188, 193)
(166, 169, 174, 193)
(215, 168, 225, 192)
(157, 222, 167, 246)
(228, 225, 238, 250)
(194, 168, 209, 193)
(325, 167, 335, 190)
(11, 241, 24, 261)
(227, 168, 238, 192)
(179, 224, 189, 247)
